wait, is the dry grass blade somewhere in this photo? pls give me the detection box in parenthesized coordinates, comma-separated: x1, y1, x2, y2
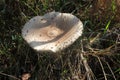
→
(96, 56, 108, 80)
(0, 0, 120, 80)
(80, 53, 91, 80)
(81, 40, 96, 80)
(0, 72, 20, 80)
(105, 61, 117, 80)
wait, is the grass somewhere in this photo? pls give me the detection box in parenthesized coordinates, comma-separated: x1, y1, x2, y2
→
(0, 0, 120, 80)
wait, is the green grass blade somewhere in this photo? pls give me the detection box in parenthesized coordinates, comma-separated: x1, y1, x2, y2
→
(104, 20, 111, 33)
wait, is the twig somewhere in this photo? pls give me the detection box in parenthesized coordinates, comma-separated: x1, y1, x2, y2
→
(0, 72, 20, 80)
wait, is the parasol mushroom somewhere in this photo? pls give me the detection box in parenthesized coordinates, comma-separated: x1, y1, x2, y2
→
(22, 12, 83, 52)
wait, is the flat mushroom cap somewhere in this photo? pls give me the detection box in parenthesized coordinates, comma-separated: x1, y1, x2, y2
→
(22, 12, 83, 52)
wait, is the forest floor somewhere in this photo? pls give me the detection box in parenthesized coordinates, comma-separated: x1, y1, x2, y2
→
(0, 0, 120, 80)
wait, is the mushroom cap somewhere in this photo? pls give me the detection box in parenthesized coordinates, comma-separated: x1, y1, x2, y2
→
(22, 12, 83, 52)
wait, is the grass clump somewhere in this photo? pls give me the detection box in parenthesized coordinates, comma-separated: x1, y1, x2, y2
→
(0, 0, 120, 80)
